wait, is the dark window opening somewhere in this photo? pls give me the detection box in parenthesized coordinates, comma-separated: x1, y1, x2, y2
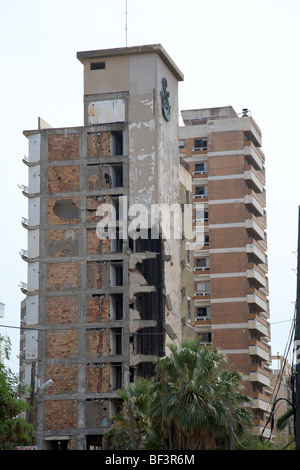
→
(86, 435, 103, 450)
(199, 332, 212, 343)
(195, 186, 206, 196)
(110, 294, 123, 320)
(111, 328, 122, 355)
(196, 258, 207, 267)
(90, 62, 106, 70)
(111, 164, 123, 187)
(44, 439, 69, 450)
(110, 227, 123, 253)
(197, 307, 207, 317)
(111, 132, 123, 156)
(111, 363, 122, 390)
(111, 262, 123, 286)
(194, 138, 207, 150)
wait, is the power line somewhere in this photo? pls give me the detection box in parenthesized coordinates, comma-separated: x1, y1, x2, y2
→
(0, 317, 295, 335)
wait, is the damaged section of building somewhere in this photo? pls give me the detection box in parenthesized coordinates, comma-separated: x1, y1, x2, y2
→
(20, 44, 186, 450)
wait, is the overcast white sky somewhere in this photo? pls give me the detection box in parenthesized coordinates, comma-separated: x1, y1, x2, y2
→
(0, 0, 299, 374)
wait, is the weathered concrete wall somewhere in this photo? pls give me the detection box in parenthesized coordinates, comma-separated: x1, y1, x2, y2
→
(22, 45, 185, 450)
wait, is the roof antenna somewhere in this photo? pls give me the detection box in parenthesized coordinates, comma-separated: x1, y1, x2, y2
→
(125, 0, 128, 47)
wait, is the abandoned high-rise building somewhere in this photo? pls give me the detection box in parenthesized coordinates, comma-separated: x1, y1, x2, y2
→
(19, 45, 271, 449)
(19, 44, 192, 450)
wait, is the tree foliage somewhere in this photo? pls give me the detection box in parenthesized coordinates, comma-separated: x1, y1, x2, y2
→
(105, 338, 253, 450)
(0, 334, 33, 450)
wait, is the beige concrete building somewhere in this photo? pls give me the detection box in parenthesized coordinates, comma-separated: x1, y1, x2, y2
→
(20, 44, 187, 450)
(179, 106, 272, 435)
(270, 355, 294, 438)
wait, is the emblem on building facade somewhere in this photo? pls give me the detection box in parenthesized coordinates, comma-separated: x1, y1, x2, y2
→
(161, 77, 171, 121)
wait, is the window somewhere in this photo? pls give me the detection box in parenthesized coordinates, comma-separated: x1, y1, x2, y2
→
(179, 140, 185, 149)
(196, 258, 209, 268)
(195, 307, 211, 321)
(194, 138, 207, 151)
(195, 281, 210, 295)
(194, 162, 207, 173)
(90, 62, 105, 70)
(199, 332, 211, 343)
(196, 307, 210, 317)
(195, 186, 208, 197)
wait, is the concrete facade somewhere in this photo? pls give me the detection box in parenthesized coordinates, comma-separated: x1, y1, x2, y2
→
(20, 45, 186, 450)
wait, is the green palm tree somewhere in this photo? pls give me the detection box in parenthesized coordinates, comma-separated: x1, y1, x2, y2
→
(105, 338, 253, 450)
(105, 377, 162, 450)
(153, 338, 253, 450)
(276, 407, 294, 432)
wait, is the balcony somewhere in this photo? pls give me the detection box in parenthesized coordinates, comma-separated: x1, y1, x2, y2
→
(246, 239, 266, 264)
(247, 264, 267, 288)
(251, 392, 271, 412)
(244, 165, 265, 193)
(245, 190, 265, 217)
(242, 116, 262, 147)
(247, 288, 268, 313)
(244, 141, 265, 170)
(250, 366, 270, 387)
(248, 314, 270, 339)
(245, 214, 265, 240)
(249, 339, 270, 361)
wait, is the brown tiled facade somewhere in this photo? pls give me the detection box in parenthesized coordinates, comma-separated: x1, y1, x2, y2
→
(179, 106, 271, 435)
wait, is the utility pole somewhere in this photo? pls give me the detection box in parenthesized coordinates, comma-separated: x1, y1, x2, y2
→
(125, 0, 128, 47)
(295, 206, 300, 450)
(28, 361, 36, 424)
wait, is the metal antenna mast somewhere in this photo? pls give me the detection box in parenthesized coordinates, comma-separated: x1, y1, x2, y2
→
(125, 0, 128, 46)
(295, 206, 300, 449)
